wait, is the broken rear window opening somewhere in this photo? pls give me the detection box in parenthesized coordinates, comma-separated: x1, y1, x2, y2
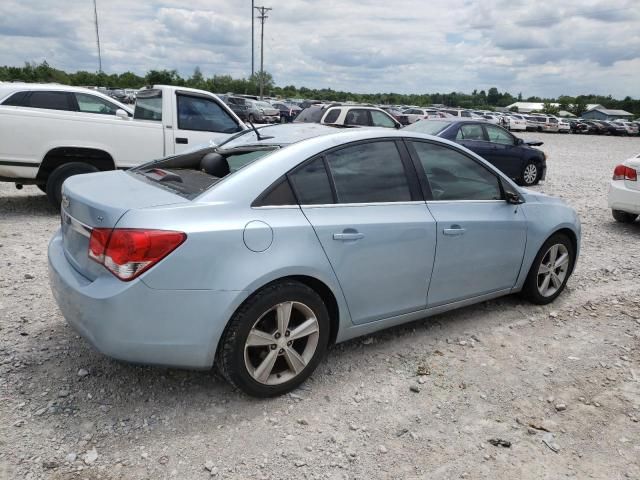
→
(130, 146, 279, 199)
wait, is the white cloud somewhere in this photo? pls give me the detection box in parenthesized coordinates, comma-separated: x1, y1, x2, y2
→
(0, 0, 638, 98)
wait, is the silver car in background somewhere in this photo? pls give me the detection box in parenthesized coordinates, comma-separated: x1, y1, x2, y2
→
(48, 124, 581, 397)
(246, 100, 280, 124)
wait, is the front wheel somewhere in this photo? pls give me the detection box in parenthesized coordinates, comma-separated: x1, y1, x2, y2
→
(217, 281, 330, 397)
(521, 161, 540, 186)
(521, 233, 575, 305)
(612, 210, 638, 223)
(45, 162, 99, 208)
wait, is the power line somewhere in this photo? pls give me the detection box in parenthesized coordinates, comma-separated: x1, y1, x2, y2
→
(251, 0, 254, 77)
(93, 0, 102, 73)
(254, 5, 272, 99)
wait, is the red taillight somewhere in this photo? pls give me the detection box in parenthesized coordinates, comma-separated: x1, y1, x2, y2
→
(88, 228, 186, 281)
(613, 164, 637, 181)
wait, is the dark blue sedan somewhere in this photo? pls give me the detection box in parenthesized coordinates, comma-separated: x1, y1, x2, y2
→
(404, 119, 547, 186)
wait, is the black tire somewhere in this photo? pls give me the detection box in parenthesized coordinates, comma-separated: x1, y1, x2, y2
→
(612, 210, 638, 223)
(45, 162, 99, 208)
(520, 161, 540, 186)
(280, 115, 287, 124)
(521, 233, 575, 305)
(217, 280, 330, 397)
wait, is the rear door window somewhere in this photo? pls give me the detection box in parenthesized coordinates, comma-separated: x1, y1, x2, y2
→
(456, 124, 486, 141)
(344, 109, 371, 126)
(324, 141, 412, 203)
(26, 91, 75, 111)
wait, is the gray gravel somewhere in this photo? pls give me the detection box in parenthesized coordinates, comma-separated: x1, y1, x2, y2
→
(1, 133, 639, 479)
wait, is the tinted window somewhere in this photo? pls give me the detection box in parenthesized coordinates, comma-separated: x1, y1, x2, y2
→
(411, 141, 502, 201)
(323, 109, 340, 124)
(75, 93, 119, 115)
(177, 94, 239, 133)
(370, 110, 396, 128)
(484, 125, 514, 145)
(344, 109, 370, 126)
(253, 177, 297, 206)
(456, 124, 485, 140)
(2, 91, 28, 106)
(294, 106, 324, 123)
(461, 111, 471, 117)
(27, 91, 74, 111)
(288, 157, 334, 204)
(325, 141, 411, 203)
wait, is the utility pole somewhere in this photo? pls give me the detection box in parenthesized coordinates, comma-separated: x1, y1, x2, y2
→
(251, 0, 254, 77)
(93, 0, 102, 73)
(254, 5, 272, 99)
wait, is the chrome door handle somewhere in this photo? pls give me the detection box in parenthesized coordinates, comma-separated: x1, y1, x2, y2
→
(443, 226, 466, 236)
(333, 232, 364, 241)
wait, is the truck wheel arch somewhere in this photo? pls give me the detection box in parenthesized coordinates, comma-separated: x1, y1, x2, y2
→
(37, 147, 115, 183)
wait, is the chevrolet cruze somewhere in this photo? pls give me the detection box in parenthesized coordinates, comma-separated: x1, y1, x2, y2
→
(48, 123, 581, 397)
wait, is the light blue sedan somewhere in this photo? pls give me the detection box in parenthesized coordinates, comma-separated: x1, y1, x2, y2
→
(48, 123, 581, 397)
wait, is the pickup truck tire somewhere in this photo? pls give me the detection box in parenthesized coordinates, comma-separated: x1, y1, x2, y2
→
(46, 162, 99, 208)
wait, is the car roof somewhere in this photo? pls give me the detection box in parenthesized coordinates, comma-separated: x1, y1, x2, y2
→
(0, 82, 133, 112)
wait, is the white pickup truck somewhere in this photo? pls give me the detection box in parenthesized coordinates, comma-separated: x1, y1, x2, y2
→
(0, 83, 247, 206)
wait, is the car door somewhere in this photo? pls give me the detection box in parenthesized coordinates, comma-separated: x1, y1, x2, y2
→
(173, 92, 243, 153)
(481, 124, 523, 179)
(290, 140, 437, 325)
(406, 140, 527, 306)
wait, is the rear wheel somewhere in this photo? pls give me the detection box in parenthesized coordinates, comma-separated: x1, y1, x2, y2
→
(45, 162, 99, 208)
(218, 280, 330, 397)
(612, 210, 638, 223)
(521, 233, 574, 305)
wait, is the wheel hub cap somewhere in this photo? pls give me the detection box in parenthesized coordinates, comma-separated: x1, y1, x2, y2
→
(244, 301, 319, 385)
(537, 244, 570, 297)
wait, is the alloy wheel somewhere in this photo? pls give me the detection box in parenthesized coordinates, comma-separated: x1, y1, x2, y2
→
(537, 244, 570, 297)
(523, 164, 538, 185)
(244, 301, 320, 385)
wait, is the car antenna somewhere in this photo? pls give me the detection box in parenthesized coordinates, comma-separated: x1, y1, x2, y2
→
(248, 121, 274, 141)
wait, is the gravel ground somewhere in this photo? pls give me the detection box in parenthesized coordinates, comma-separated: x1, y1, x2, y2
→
(1, 132, 639, 480)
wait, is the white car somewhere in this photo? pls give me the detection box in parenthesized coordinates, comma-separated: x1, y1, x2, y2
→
(608, 154, 640, 223)
(0, 83, 245, 206)
(399, 108, 448, 124)
(557, 119, 571, 133)
(320, 105, 400, 128)
(613, 121, 639, 136)
(504, 114, 527, 131)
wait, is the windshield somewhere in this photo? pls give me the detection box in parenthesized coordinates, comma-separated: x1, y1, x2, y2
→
(403, 120, 451, 135)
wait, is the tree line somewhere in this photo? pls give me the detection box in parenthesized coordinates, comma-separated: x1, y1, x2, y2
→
(1, 61, 638, 116)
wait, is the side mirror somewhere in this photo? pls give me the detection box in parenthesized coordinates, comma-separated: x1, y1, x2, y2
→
(395, 122, 402, 129)
(115, 109, 129, 120)
(505, 190, 524, 205)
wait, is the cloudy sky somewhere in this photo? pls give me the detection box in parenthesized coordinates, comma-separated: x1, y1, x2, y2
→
(0, 0, 638, 97)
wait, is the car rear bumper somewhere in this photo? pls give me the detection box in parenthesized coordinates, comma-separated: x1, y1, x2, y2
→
(48, 231, 246, 369)
(608, 180, 640, 214)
